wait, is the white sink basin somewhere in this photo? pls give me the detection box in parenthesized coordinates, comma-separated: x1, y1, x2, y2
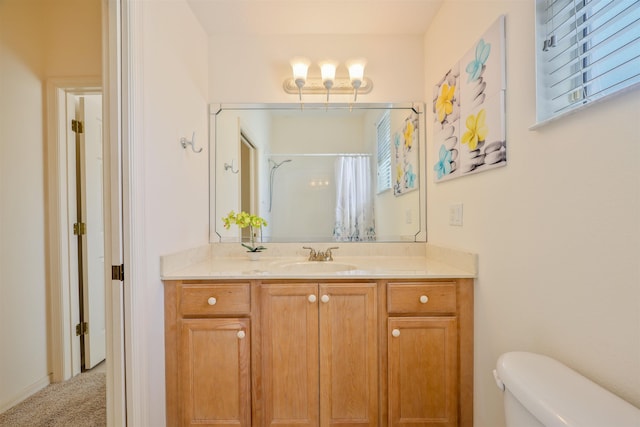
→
(272, 261, 358, 274)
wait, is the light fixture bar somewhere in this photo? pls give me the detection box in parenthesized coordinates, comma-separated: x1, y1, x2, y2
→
(283, 77, 373, 95)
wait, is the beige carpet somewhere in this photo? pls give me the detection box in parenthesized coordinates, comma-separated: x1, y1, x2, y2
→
(0, 372, 105, 427)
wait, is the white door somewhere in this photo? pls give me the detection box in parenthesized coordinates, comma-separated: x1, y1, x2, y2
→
(78, 95, 106, 369)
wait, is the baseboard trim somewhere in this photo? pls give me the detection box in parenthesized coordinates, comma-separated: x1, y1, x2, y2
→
(0, 374, 51, 414)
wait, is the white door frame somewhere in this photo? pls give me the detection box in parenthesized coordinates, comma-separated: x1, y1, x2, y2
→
(46, 0, 139, 425)
(104, 0, 129, 425)
(46, 73, 129, 425)
(116, 0, 149, 425)
(71, 0, 150, 425)
(46, 78, 102, 383)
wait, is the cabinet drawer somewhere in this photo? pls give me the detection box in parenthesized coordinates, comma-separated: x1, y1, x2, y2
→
(387, 282, 456, 314)
(179, 283, 250, 316)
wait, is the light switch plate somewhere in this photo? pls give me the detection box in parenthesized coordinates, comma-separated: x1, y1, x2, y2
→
(449, 203, 463, 226)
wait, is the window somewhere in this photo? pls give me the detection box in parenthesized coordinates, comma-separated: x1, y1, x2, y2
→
(376, 110, 391, 193)
(535, 0, 640, 123)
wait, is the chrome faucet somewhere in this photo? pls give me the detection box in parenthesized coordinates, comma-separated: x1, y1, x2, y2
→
(303, 246, 339, 261)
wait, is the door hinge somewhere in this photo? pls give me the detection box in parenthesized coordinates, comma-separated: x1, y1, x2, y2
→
(73, 222, 87, 235)
(71, 119, 84, 133)
(76, 322, 88, 336)
(112, 264, 124, 281)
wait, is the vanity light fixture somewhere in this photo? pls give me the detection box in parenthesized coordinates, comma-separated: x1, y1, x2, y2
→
(319, 60, 337, 102)
(290, 57, 310, 101)
(347, 58, 366, 102)
(283, 57, 373, 103)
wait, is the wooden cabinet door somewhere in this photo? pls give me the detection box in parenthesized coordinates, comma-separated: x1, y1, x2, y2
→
(388, 317, 458, 427)
(319, 283, 378, 427)
(179, 318, 250, 427)
(261, 284, 320, 427)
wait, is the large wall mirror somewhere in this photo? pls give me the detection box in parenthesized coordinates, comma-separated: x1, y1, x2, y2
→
(210, 103, 426, 243)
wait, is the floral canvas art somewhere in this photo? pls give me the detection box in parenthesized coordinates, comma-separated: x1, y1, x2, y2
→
(433, 15, 506, 182)
(392, 111, 420, 196)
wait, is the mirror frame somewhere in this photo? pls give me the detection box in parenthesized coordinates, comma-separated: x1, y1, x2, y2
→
(210, 102, 427, 243)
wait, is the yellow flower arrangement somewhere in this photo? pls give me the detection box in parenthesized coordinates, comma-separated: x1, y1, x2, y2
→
(222, 211, 268, 252)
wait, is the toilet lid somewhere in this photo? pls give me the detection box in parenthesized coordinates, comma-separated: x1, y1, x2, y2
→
(496, 352, 640, 427)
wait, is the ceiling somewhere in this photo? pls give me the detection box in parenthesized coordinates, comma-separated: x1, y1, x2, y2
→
(186, 0, 444, 36)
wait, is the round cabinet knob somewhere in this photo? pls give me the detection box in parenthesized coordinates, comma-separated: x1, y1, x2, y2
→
(391, 329, 401, 338)
(207, 297, 217, 306)
(308, 294, 317, 303)
(237, 330, 246, 339)
(419, 295, 429, 304)
(320, 294, 330, 303)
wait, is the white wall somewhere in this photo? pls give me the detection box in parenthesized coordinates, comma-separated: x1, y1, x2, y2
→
(42, 0, 102, 76)
(139, 1, 209, 425)
(208, 33, 424, 103)
(424, 2, 640, 426)
(0, 0, 102, 412)
(0, 0, 47, 411)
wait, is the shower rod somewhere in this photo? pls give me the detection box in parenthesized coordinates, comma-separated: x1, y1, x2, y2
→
(268, 153, 372, 157)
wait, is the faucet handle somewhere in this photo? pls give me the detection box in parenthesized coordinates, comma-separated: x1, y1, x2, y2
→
(325, 247, 339, 261)
(303, 246, 316, 261)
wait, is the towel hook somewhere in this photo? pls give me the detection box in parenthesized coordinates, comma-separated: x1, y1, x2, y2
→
(224, 160, 239, 174)
(180, 131, 203, 153)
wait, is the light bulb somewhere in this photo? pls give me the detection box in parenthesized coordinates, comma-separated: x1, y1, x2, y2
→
(319, 61, 337, 90)
(290, 57, 310, 89)
(347, 58, 366, 89)
(347, 58, 366, 102)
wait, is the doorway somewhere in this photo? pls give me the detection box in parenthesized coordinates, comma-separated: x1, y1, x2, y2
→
(70, 93, 106, 372)
(46, 80, 106, 382)
(41, 1, 128, 424)
(239, 132, 257, 242)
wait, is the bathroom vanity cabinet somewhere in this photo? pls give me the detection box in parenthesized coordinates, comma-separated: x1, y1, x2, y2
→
(165, 283, 253, 427)
(260, 282, 378, 427)
(386, 282, 462, 427)
(163, 278, 473, 427)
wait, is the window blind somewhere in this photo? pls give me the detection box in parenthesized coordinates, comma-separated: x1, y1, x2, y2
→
(536, 0, 640, 123)
(376, 111, 391, 193)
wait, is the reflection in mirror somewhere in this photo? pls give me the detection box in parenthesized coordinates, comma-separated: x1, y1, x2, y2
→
(210, 103, 426, 243)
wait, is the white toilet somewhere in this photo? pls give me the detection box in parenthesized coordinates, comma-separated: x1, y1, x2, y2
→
(494, 351, 640, 427)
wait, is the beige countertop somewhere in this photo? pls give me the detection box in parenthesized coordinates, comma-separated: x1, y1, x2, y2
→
(161, 243, 477, 281)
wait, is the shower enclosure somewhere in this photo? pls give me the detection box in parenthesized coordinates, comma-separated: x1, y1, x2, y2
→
(267, 154, 343, 241)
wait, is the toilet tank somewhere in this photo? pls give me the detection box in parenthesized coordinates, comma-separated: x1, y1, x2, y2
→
(495, 351, 640, 427)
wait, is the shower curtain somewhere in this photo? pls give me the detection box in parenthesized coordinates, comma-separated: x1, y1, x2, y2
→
(333, 156, 376, 241)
